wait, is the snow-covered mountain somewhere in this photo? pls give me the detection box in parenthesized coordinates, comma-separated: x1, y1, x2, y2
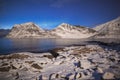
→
(93, 17, 120, 38)
(51, 23, 96, 38)
(6, 22, 96, 39)
(7, 22, 46, 38)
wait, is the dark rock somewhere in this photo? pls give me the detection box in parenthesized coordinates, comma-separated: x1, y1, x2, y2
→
(0, 66, 11, 72)
(31, 63, 42, 69)
(43, 55, 54, 59)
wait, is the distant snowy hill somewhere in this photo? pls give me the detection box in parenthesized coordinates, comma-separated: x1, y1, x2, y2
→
(93, 17, 120, 38)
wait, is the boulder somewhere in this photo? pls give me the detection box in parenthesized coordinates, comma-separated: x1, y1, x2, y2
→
(68, 74, 75, 80)
(12, 63, 21, 69)
(39, 75, 48, 80)
(102, 72, 114, 79)
(80, 60, 91, 69)
(97, 67, 104, 73)
(75, 73, 81, 79)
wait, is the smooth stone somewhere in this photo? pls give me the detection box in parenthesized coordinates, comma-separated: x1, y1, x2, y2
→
(102, 72, 114, 79)
(68, 74, 75, 80)
(97, 67, 104, 73)
(80, 60, 91, 69)
(75, 73, 81, 79)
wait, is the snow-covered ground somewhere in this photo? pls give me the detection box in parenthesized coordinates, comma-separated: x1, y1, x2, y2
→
(0, 44, 120, 80)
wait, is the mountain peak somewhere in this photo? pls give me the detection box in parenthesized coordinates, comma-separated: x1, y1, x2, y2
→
(60, 23, 70, 25)
(13, 22, 37, 28)
(7, 22, 45, 38)
(55, 23, 73, 30)
(21, 22, 34, 25)
(114, 16, 120, 21)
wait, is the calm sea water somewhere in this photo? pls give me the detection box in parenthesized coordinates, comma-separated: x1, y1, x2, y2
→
(0, 38, 119, 55)
(0, 38, 90, 55)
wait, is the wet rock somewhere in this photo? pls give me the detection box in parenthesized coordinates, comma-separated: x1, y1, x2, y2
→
(102, 72, 114, 79)
(50, 48, 63, 58)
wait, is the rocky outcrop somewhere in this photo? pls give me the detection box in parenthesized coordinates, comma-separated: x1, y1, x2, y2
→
(51, 23, 96, 38)
(93, 17, 120, 38)
(0, 44, 120, 80)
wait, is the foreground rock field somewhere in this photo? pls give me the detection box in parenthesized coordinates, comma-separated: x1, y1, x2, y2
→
(0, 44, 120, 80)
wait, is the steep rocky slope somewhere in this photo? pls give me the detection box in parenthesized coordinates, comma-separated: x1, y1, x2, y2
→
(51, 23, 96, 38)
(7, 22, 45, 38)
(93, 17, 120, 38)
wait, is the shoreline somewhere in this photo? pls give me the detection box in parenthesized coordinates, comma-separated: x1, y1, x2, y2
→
(0, 40, 120, 55)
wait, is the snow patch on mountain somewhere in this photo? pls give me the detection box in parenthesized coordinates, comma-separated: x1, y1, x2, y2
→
(51, 23, 96, 38)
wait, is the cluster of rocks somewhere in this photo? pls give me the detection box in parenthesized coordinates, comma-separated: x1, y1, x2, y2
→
(0, 44, 120, 80)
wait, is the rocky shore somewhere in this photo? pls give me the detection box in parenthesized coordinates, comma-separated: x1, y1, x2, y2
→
(0, 44, 120, 80)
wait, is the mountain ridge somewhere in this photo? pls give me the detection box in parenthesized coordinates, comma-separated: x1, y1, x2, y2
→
(6, 22, 97, 38)
(6, 17, 120, 39)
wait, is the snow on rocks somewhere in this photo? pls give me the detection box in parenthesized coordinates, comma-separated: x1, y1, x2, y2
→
(79, 60, 92, 69)
(102, 72, 115, 79)
(0, 44, 120, 80)
(75, 72, 81, 79)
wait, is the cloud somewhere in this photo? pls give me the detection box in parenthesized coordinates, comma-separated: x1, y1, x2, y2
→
(50, 0, 73, 8)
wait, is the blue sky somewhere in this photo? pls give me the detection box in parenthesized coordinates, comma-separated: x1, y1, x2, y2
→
(0, 0, 120, 29)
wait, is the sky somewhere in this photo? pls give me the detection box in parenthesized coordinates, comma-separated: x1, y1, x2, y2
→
(0, 0, 120, 29)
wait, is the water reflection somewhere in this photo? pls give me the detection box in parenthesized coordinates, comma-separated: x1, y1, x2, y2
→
(0, 38, 120, 54)
(0, 38, 88, 54)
